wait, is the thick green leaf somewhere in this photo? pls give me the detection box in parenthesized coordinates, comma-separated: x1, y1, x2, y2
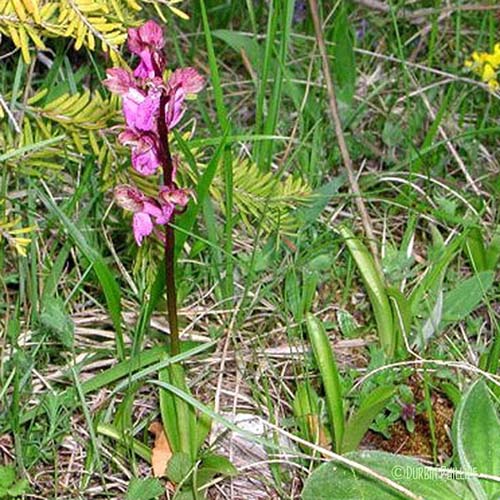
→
(337, 226, 395, 357)
(306, 314, 344, 452)
(40, 296, 74, 349)
(442, 271, 494, 322)
(409, 231, 465, 314)
(465, 228, 487, 272)
(166, 452, 193, 484)
(126, 478, 164, 500)
(342, 386, 396, 453)
(212, 29, 262, 69)
(485, 228, 500, 270)
(196, 454, 237, 487)
(0, 466, 15, 488)
(202, 454, 237, 476)
(302, 451, 473, 500)
(293, 381, 322, 445)
(454, 380, 500, 499)
(332, 7, 356, 106)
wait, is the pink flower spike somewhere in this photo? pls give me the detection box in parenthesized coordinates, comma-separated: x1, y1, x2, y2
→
(103, 68, 135, 95)
(169, 68, 205, 94)
(133, 212, 154, 245)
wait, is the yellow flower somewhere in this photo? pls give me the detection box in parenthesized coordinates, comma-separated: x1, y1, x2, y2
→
(465, 44, 500, 92)
(482, 63, 496, 82)
(488, 79, 499, 91)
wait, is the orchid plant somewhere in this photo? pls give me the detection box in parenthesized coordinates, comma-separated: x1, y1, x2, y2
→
(103, 20, 235, 494)
(104, 20, 203, 358)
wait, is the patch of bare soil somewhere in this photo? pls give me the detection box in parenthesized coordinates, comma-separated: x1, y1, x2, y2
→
(362, 382, 454, 462)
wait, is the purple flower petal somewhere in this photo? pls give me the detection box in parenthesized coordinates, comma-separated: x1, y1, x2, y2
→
(131, 136, 161, 175)
(128, 20, 165, 78)
(133, 49, 156, 79)
(169, 67, 204, 94)
(132, 212, 153, 245)
(142, 200, 163, 218)
(121, 86, 160, 132)
(114, 185, 144, 212)
(135, 92, 161, 131)
(128, 20, 165, 55)
(165, 87, 186, 129)
(103, 68, 135, 94)
(155, 202, 174, 225)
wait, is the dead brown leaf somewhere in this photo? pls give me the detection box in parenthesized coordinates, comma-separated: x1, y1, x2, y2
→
(149, 421, 173, 477)
(306, 414, 331, 452)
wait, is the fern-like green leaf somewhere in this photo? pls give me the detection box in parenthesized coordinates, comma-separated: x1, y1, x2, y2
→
(0, 0, 193, 63)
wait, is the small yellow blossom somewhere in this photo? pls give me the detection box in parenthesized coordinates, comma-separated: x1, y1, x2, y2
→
(0, 216, 34, 256)
(465, 43, 500, 91)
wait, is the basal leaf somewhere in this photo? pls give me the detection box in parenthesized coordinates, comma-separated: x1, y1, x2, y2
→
(302, 451, 472, 500)
(126, 478, 164, 500)
(454, 380, 500, 499)
(442, 271, 494, 322)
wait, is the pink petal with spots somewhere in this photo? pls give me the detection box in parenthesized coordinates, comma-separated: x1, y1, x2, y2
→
(114, 185, 144, 212)
(159, 186, 190, 207)
(128, 20, 165, 55)
(103, 68, 135, 95)
(121, 88, 160, 132)
(134, 92, 160, 131)
(169, 67, 204, 94)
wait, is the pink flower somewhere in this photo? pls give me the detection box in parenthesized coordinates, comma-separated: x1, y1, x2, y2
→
(168, 67, 205, 94)
(104, 68, 161, 132)
(123, 87, 161, 132)
(128, 20, 165, 79)
(164, 87, 186, 130)
(103, 68, 135, 94)
(105, 21, 204, 247)
(114, 185, 174, 245)
(119, 130, 160, 175)
(128, 20, 165, 54)
(159, 185, 191, 208)
(162, 69, 204, 129)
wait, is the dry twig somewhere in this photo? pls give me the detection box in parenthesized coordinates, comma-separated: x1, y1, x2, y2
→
(308, 0, 379, 265)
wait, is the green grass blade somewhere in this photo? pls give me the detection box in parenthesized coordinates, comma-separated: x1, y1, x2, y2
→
(175, 128, 229, 258)
(199, 0, 234, 298)
(38, 190, 125, 359)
